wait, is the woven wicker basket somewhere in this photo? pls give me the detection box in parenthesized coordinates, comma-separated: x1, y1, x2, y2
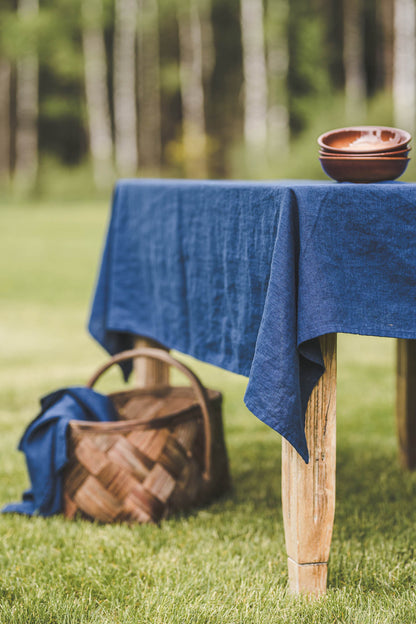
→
(63, 348, 230, 524)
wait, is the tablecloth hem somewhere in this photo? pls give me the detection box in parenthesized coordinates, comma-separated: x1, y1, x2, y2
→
(244, 395, 309, 464)
(89, 322, 255, 381)
(299, 324, 416, 346)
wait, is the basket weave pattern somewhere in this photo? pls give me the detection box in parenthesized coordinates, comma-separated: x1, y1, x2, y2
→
(63, 350, 230, 524)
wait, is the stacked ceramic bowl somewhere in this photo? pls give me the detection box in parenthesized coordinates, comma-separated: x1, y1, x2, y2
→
(318, 126, 411, 182)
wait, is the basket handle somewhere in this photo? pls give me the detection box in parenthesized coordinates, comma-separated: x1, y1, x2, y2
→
(87, 348, 213, 481)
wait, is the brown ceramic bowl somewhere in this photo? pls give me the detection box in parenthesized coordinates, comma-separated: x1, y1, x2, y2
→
(318, 126, 411, 154)
(319, 155, 410, 183)
(319, 147, 411, 159)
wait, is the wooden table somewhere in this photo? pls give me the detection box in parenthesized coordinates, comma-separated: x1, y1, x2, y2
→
(134, 334, 415, 596)
(89, 180, 416, 597)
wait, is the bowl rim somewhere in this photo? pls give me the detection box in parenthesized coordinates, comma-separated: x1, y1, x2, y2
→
(317, 125, 412, 153)
(319, 155, 410, 162)
(319, 146, 411, 158)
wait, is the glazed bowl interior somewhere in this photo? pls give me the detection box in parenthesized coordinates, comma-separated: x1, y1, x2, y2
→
(318, 126, 411, 154)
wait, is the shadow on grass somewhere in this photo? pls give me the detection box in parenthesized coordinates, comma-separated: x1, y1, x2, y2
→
(193, 426, 414, 531)
(329, 443, 416, 593)
(225, 430, 416, 594)
(335, 443, 416, 528)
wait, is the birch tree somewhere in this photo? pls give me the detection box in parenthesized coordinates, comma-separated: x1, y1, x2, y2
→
(393, 0, 416, 133)
(137, 0, 162, 170)
(177, 0, 207, 177)
(199, 0, 215, 86)
(14, 0, 39, 190)
(240, 0, 268, 159)
(114, 0, 138, 175)
(343, 0, 366, 121)
(379, 0, 394, 92)
(82, 0, 114, 189)
(0, 58, 11, 184)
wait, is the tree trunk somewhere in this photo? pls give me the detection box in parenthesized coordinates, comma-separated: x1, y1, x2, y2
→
(14, 0, 38, 191)
(265, 0, 289, 157)
(343, 0, 366, 121)
(114, 0, 138, 176)
(393, 0, 416, 133)
(177, 0, 208, 178)
(240, 0, 268, 160)
(378, 0, 394, 92)
(82, 0, 114, 190)
(0, 58, 11, 184)
(199, 0, 215, 86)
(137, 0, 162, 170)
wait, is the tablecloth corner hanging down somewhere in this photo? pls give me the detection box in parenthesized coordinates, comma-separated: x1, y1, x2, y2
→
(87, 178, 416, 462)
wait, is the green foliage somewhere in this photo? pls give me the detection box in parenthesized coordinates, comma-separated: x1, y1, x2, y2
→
(41, 96, 82, 121)
(35, 157, 106, 200)
(0, 8, 42, 60)
(287, 0, 332, 134)
(160, 62, 181, 94)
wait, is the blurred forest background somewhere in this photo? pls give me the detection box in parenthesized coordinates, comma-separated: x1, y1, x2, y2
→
(0, 0, 416, 198)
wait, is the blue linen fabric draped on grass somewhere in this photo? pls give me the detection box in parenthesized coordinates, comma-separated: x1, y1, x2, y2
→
(89, 179, 416, 463)
(2, 388, 117, 516)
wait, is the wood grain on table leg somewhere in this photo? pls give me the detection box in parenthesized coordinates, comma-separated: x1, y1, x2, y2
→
(396, 338, 416, 470)
(281, 333, 337, 596)
(133, 337, 170, 387)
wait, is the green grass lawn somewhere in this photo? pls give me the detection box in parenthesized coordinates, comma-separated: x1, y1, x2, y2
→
(1, 201, 416, 623)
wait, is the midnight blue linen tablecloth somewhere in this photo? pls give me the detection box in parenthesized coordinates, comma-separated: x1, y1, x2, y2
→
(88, 179, 416, 462)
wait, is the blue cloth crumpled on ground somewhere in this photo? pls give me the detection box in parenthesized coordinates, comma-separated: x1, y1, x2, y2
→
(2, 387, 118, 517)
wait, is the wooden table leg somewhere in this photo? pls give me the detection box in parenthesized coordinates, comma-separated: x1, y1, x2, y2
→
(133, 337, 170, 387)
(396, 339, 416, 470)
(281, 333, 337, 596)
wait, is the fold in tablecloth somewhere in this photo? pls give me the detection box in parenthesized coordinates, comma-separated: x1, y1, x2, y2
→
(88, 179, 416, 462)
